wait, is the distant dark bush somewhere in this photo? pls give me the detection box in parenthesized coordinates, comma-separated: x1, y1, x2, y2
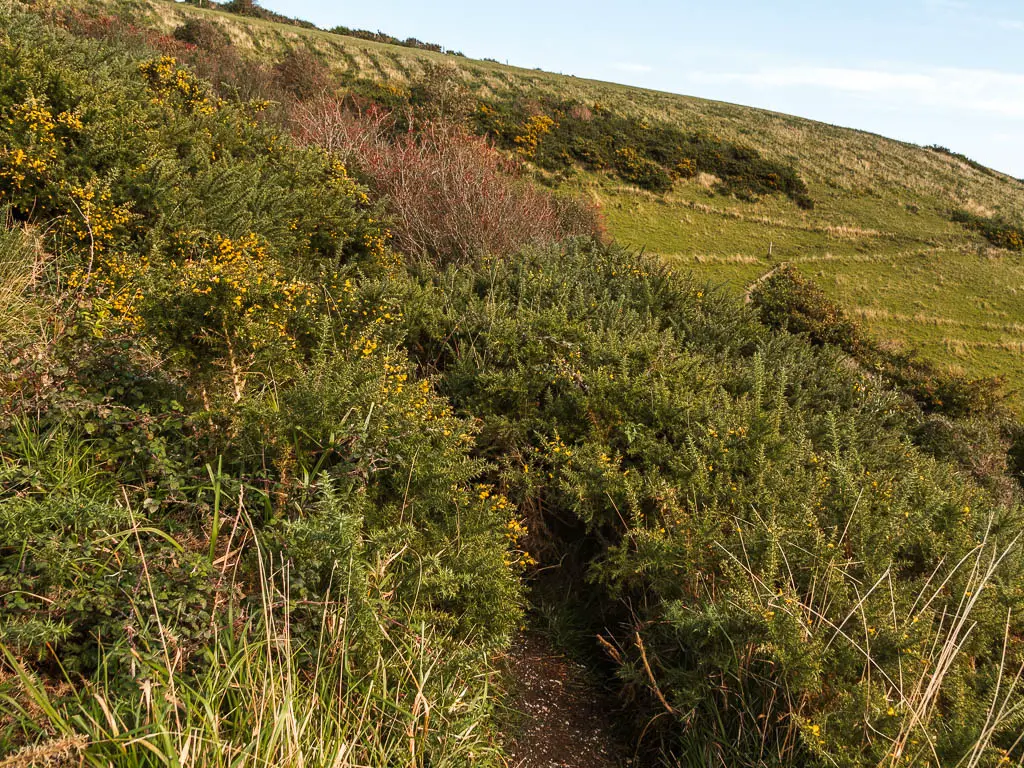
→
(172, 18, 229, 51)
(220, 0, 317, 28)
(749, 264, 863, 351)
(274, 47, 332, 100)
(952, 209, 1024, 251)
(474, 96, 813, 205)
(329, 24, 461, 55)
(614, 146, 672, 191)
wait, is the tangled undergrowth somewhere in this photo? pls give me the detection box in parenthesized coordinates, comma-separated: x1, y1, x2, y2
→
(1, 4, 1023, 768)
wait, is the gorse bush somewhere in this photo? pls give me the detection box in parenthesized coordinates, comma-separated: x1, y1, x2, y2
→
(749, 264, 1019, 501)
(397, 242, 1024, 767)
(614, 146, 674, 192)
(0, 11, 522, 762)
(171, 17, 229, 50)
(2, 5, 1023, 768)
(953, 209, 1024, 252)
(474, 95, 814, 206)
(748, 263, 863, 351)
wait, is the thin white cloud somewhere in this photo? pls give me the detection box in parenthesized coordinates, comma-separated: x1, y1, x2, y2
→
(687, 66, 1024, 119)
(612, 62, 653, 73)
(998, 19, 1024, 30)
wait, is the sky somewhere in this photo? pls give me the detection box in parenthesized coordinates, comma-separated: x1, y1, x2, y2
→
(248, 0, 1024, 177)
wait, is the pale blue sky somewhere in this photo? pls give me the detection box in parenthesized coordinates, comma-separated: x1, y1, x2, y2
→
(246, 0, 1024, 177)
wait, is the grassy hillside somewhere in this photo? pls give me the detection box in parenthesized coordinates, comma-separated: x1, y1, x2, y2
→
(96, 0, 1024, 408)
(2, 3, 1023, 768)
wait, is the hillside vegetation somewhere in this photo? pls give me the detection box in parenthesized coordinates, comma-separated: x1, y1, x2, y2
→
(91, 0, 1024, 409)
(1, 2, 1023, 767)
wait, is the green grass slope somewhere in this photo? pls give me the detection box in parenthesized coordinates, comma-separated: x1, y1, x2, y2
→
(108, 0, 1024, 407)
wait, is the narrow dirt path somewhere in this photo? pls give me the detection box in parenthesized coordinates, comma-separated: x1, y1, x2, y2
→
(502, 634, 633, 768)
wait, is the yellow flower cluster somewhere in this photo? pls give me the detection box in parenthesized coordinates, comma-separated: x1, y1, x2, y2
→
(175, 234, 313, 340)
(376, 83, 409, 99)
(484, 491, 535, 570)
(0, 96, 132, 259)
(327, 158, 370, 205)
(138, 57, 216, 116)
(675, 159, 700, 179)
(64, 180, 136, 254)
(513, 114, 555, 160)
(69, 250, 150, 337)
(347, 294, 404, 358)
(379, 361, 409, 394)
(0, 98, 76, 200)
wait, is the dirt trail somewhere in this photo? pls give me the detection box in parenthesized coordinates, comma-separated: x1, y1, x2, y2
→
(503, 634, 633, 768)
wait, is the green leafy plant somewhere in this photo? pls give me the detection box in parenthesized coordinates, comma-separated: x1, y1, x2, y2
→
(398, 241, 1024, 767)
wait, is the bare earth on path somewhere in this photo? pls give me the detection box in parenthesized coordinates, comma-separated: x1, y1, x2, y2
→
(502, 634, 633, 768)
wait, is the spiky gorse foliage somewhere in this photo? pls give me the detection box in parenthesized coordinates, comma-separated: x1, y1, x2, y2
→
(0, 11, 522, 764)
(1, 5, 1023, 768)
(399, 242, 1024, 767)
(953, 209, 1024, 252)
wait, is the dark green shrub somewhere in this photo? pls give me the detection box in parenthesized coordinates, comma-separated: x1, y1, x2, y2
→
(748, 264, 1018, 503)
(749, 264, 862, 351)
(274, 48, 332, 100)
(952, 209, 1024, 251)
(399, 241, 1024, 767)
(172, 18, 229, 51)
(614, 146, 673, 192)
